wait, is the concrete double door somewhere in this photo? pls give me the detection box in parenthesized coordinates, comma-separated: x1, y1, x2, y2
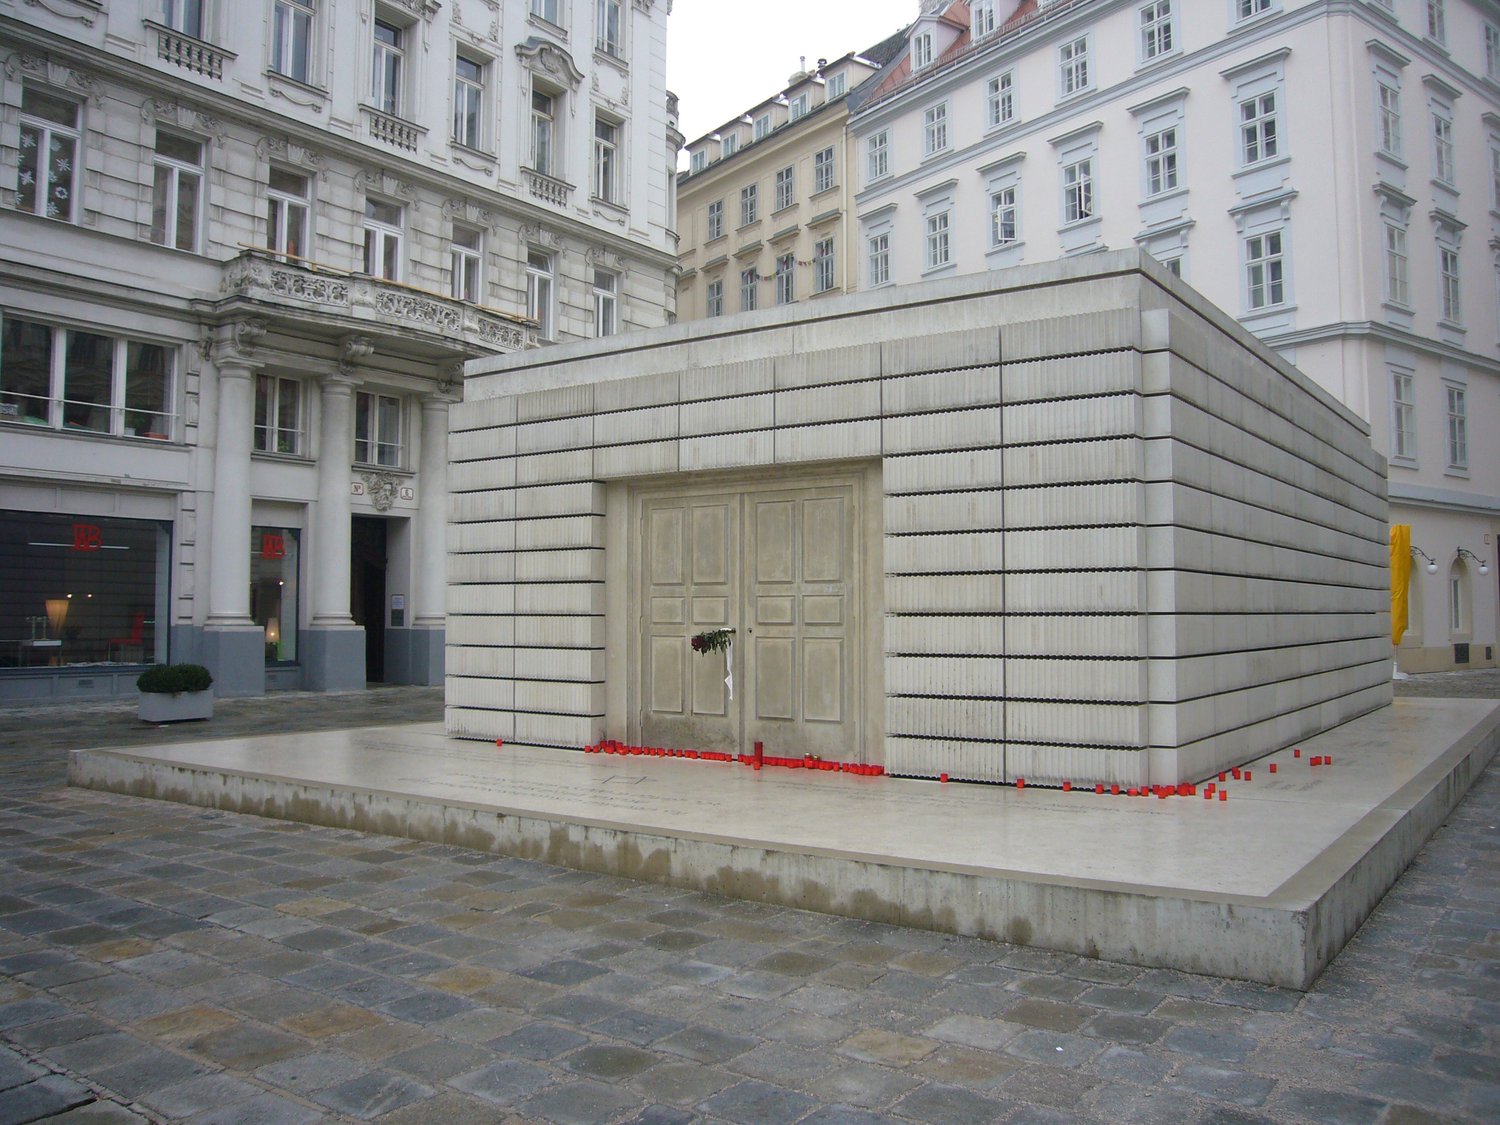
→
(638, 478, 860, 760)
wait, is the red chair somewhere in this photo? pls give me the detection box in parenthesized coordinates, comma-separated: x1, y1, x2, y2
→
(108, 612, 145, 662)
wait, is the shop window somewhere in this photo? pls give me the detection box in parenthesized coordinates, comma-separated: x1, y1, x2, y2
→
(251, 526, 299, 663)
(0, 510, 170, 669)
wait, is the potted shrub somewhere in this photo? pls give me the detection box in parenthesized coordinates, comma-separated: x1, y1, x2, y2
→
(136, 663, 214, 723)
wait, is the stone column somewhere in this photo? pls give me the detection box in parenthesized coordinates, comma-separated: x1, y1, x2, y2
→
(311, 373, 357, 627)
(302, 363, 366, 692)
(200, 320, 267, 697)
(407, 390, 455, 684)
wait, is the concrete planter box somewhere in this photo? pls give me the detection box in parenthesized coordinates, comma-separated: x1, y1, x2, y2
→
(138, 689, 214, 723)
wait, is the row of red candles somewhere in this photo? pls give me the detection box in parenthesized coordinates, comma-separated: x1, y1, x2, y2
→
(500, 736, 1334, 793)
(581, 740, 888, 776)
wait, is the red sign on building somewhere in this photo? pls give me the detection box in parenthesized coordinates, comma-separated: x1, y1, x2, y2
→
(72, 524, 102, 551)
(260, 533, 286, 560)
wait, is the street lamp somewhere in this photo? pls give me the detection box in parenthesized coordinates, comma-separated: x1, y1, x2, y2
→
(1456, 548, 1490, 577)
(1411, 545, 1438, 575)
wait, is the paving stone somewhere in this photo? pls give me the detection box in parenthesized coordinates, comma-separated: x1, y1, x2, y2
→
(1169, 1063, 1277, 1108)
(184, 1023, 304, 1069)
(627, 1060, 737, 1106)
(140, 1074, 265, 1119)
(1003, 998, 1091, 1033)
(254, 1049, 370, 1094)
(450, 1059, 555, 1105)
(385, 1040, 493, 1082)
(520, 1078, 643, 1124)
(486, 1021, 589, 1060)
(0, 1075, 94, 1124)
(564, 1043, 660, 1081)
(1162, 1025, 1258, 1063)
(925, 1014, 1023, 1052)
(1004, 1029, 1102, 1069)
(313, 1069, 435, 1117)
(699, 1078, 817, 1124)
(893, 1081, 1009, 1124)
(90, 1047, 214, 1099)
(1266, 1085, 1389, 1124)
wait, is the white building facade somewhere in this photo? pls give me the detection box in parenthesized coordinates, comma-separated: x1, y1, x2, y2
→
(0, 0, 678, 700)
(852, 0, 1500, 672)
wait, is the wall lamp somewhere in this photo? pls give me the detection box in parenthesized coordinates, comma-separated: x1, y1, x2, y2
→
(1411, 545, 1438, 575)
(1456, 548, 1490, 577)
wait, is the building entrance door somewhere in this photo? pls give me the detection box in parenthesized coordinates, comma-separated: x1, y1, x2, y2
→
(637, 478, 860, 760)
(351, 516, 386, 683)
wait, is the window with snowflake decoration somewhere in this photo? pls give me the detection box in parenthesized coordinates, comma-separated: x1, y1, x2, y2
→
(18, 87, 80, 222)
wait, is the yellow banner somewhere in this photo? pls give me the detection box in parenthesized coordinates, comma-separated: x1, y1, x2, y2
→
(1390, 524, 1411, 647)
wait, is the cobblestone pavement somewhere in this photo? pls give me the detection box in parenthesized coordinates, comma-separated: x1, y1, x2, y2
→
(0, 681, 1497, 1123)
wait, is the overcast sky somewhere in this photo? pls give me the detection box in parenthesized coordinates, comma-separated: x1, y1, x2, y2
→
(665, 0, 916, 149)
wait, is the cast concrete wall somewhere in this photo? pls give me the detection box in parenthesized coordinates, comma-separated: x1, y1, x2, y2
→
(451, 251, 1391, 786)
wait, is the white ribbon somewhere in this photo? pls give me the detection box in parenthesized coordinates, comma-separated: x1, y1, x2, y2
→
(724, 638, 734, 701)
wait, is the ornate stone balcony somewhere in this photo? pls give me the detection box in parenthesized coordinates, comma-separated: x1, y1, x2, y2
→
(362, 106, 425, 152)
(150, 22, 235, 80)
(216, 249, 534, 355)
(523, 168, 574, 208)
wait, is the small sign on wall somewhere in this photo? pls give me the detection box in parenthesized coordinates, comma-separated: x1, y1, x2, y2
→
(391, 594, 404, 628)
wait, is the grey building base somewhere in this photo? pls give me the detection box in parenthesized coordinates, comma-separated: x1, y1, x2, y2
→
(200, 625, 267, 698)
(302, 627, 367, 693)
(0, 667, 145, 703)
(384, 627, 445, 685)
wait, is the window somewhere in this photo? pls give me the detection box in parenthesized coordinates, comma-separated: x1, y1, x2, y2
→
(868, 232, 890, 287)
(1140, 1, 1173, 61)
(526, 251, 554, 339)
(450, 225, 482, 303)
(1384, 223, 1409, 306)
(454, 54, 486, 149)
(754, 114, 772, 141)
(362, 198, 402, 280)
(814, 146, 834, 194)
(265, 167, 309, 260)
(991, 186, 1018, 246)
(774, 252, 795, 305)
(531, 88, 559, 176)
(272, 0, 314, 84)
(1, 318, 174, 439)
(774, 165, 794, 211)
(355, 391, 401, 467)
(371, 19, 403, 115)
(988, 72, 1014, 128)
(923, 103, 948, 156)
(596, 0, 621, 56)
(706, 278, 724, 317)
(17, 87, 80, 222)
(1237, 0, 1274, 18)
(1446, 384, 1467, 469)
(740, 184, 758, 226)
(1377, 81, 1402, 158)
(722, 132, 739, 158)
(925, 210, 951, 270)
(690, 150, 707, 173)
(1439, 246, 1461, 323)
(1492, 146, 1500, 211)
(1432, 113, 1455, 185)
(252, 525, 299, 664)
(1240, 92, 1279, 165)
(1391, 368, 1415, 460)
(531, 0, 559, 23)
(789, 94, 809, 122)
(740, 266, 758, 311)
(1245, 230, 1285, 308)
(594, 115, 620, 202)
(254, 374, 301, 454)
(1427, 0, 1445, 44)
(913, 32, 933, 70)
(706, 199, 724, 241)
(150, 131, 202, 252)
(163, 0, 204, 37)
(814, 237, 835, 293)
(1144, 127, 1178, 196)
(1487, 24, 1500, 81)
(592, 269, 618, 337)
(973, 0, 996, 38)
(1059, 36, 1090, 96)
(827, 72, 846, 99)
(1449, 570, 1465, 633)
(1063, 158, 1094, 224)
(867, 130, 889, 181)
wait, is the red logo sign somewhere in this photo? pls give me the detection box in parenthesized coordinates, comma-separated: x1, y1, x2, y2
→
(260, 533, 286, 560)
(72, 524, 102, 551)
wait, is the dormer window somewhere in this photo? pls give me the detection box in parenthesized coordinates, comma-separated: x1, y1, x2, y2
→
(690, 149, 707, 173)
(913, 32, 933, 70)
(827, 71, 846, 99)
(789, 93, 809, 122)
(973, 0, 997, 38)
